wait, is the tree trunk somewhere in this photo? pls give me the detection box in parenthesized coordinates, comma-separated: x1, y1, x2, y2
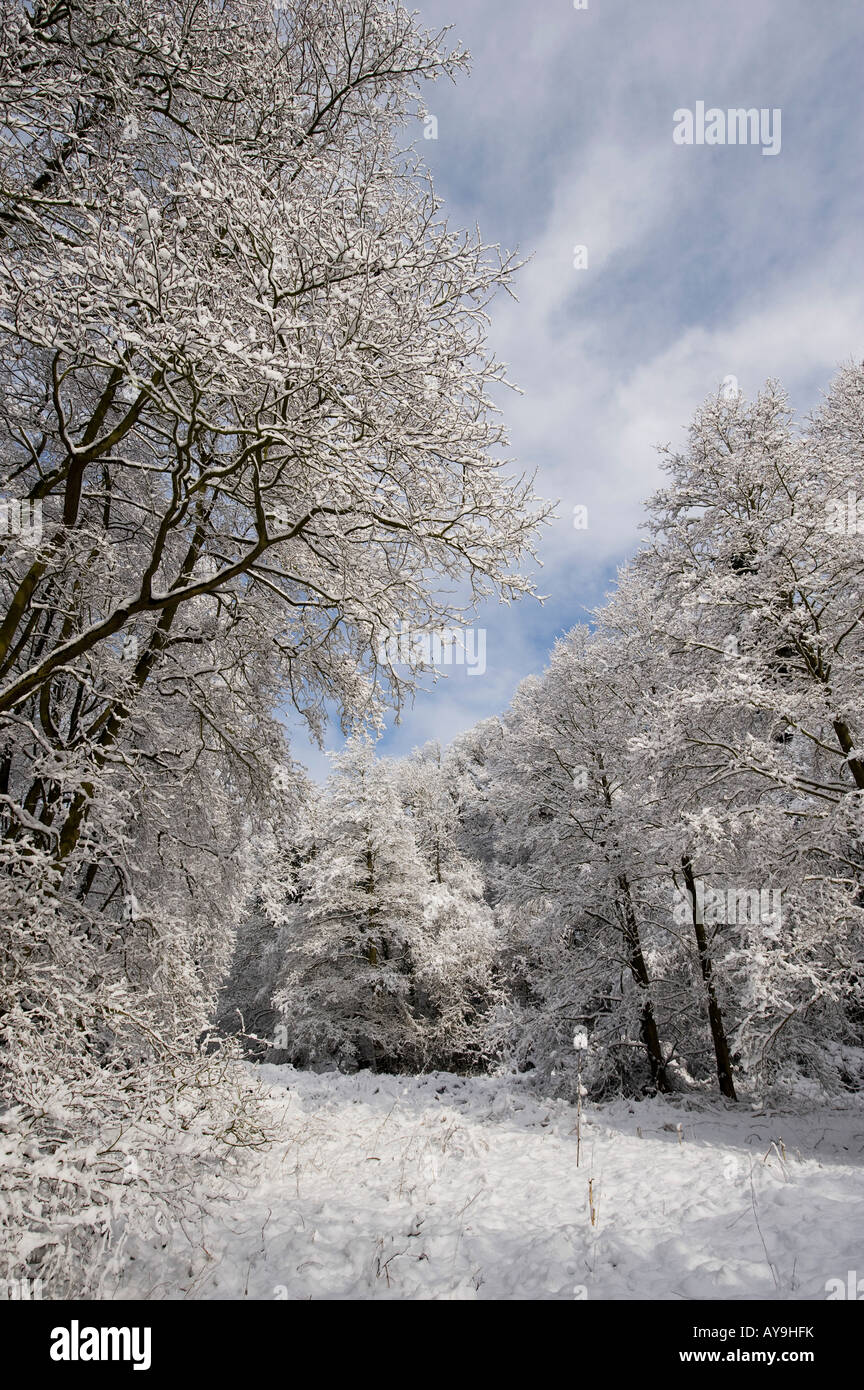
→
(617, 875, 669, 1092)
(681, 856, 737, 1100)
(832, 718, 864, 790)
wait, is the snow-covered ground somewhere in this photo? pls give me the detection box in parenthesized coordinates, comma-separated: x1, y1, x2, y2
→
(117, 1068, 864, 1301)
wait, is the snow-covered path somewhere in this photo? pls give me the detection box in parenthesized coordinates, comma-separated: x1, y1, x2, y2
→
(119, 1068, 864, 1301)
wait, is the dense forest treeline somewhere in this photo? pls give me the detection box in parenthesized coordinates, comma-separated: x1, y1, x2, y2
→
(224, 374, 864, 1106)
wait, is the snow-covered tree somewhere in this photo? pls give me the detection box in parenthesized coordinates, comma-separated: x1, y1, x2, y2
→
(273, 737, 431, 1070)
(601, 376, 864, 1096)
(273, 737, 500, 1072)
(471, 372, 864, 1103)
(483, 628, 673, 1098)
(396, 743, 500, 1069)
(0, 0, 544, 1295)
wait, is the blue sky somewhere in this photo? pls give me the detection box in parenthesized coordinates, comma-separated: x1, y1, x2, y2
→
(293, 0, 864, 780)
